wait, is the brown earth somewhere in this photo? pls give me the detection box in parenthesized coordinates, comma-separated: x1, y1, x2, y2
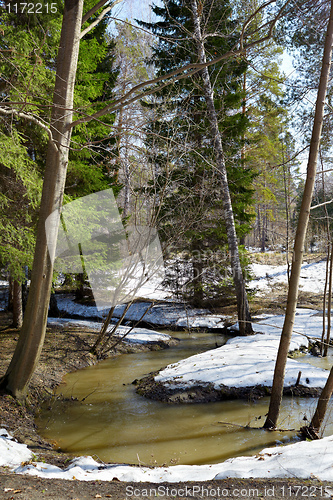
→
(0, 288, 332, 499)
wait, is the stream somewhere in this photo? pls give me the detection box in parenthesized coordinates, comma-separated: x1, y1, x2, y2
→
(37, 328, 333, 467)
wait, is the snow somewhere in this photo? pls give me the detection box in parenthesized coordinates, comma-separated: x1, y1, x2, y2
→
(0, 429, 32, 467)
(2, 433, 333, 482)
(54, 295, 227, 329)
(47, 318, 172, 344)
(155, 309, 328, 390)
(2, 258, 333, 481)
(249, 259, 327, 294)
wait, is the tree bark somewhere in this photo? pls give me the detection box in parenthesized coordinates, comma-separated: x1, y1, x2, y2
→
(0, 0, 84, 399)
(11, 281, 23, 329)
(301, 364, 333, 439)
(263, 0, 333, 429)
(7, 276, 13, 312)
(324, 243, 333, 356)
(190, 0, 253, 335)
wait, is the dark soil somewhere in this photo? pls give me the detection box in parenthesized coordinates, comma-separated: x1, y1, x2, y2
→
(134, 373, 324, 404)
(0, 474, 332, 499)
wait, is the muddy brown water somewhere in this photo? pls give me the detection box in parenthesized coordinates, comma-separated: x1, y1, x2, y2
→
(37, 329, 333, 467)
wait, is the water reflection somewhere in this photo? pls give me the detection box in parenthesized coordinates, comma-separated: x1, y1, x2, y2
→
(37, 331, 333, 466)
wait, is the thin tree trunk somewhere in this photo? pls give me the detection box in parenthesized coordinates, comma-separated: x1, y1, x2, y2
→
(0, 0, 84, 399)
(190, 0, 253, 335)
(263, 0, 333, 429)
(321, 244, 330, 355)
(324, 243, 333, 356)
(320, 150, 330, 355)
(12, 281, 23, 329)
(192, 257, 204, 306)
(301, 364, 333, 439)
(7, 276, 13, 312)
(281, 136, 290, 282)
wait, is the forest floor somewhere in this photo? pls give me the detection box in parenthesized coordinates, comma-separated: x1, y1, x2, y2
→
(0, 284, 331, 499)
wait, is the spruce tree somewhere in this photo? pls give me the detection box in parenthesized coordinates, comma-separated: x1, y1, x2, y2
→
(0, 1, 119, 306)
(140, 0, 255, 307)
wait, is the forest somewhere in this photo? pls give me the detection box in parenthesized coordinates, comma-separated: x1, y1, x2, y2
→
(1, 0, 333, 488)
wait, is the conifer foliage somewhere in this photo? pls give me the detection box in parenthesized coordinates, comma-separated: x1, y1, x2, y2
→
(140, 0, 255, 308)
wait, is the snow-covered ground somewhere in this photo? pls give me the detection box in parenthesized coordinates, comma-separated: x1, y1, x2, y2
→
(54, 295, 228, 329)
(249, 259, 327, 295)
(155, 308, 328, 391)
(2, 429, 333, 482)
(48, 318, 172, 345)
(2, 308, 333, 482)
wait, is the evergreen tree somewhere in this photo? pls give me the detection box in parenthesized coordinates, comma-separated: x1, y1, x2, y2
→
(140, 0, 255, 307)
(0, 2, 62, 321)
(0, 1, 119, 303)
(245, 55, 299, 251)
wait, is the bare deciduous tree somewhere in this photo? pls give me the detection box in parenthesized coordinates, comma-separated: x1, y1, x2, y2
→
(263, 0, 333, 429)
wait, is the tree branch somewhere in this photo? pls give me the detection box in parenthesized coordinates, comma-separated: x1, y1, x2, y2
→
(310, 198, 333, 210)
(0, 107, 58, 151)
(82, 0, 109, 24)
(240, 0, 277, 49)
(81, 0, 123, 38)
(68, 42, 268, 128)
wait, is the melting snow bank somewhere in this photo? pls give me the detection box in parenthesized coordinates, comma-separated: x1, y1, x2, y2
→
(54, 295, 227, 330)
(2, 429, 333, 481)
(0, 429, 32, 467)
(136, 309, 330, 403)
(47, 318, 176, 347)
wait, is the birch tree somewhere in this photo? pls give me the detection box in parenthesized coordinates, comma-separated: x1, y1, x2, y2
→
(0, 0, 289, 398)
(189, 0, 253, 334)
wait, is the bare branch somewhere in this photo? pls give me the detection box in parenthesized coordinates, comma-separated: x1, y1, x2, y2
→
(311, 199, 333, 210)
(0, 107, 58, 151)
(69, 0, 291, 129)
(68, 43, 262, 128)
(240, 0, 276, 49)
(81, 0, 123, 38)
(317, 167, 333, 174)
(82, 0, 111, 24)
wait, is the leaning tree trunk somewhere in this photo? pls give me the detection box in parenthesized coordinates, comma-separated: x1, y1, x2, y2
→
(0, 0, 84, 399)
(190, 0, 253, 335)
(263, 0, 333, 429)
(301, 364, 333, 440)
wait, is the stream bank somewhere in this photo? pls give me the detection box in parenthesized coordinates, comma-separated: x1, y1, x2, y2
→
(134, 372, 323, 404)
(0, 311, 176, 468)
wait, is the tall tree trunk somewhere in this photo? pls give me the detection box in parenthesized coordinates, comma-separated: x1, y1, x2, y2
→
(190, 0, 253, 335)
(12, 281, 23, 329)
(263, 0, 333, 429)
(0, 0, 84, 399)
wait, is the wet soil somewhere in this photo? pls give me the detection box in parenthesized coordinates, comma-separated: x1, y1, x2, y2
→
(0, 311, 175, 466)
(134, 373, 323, 404)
